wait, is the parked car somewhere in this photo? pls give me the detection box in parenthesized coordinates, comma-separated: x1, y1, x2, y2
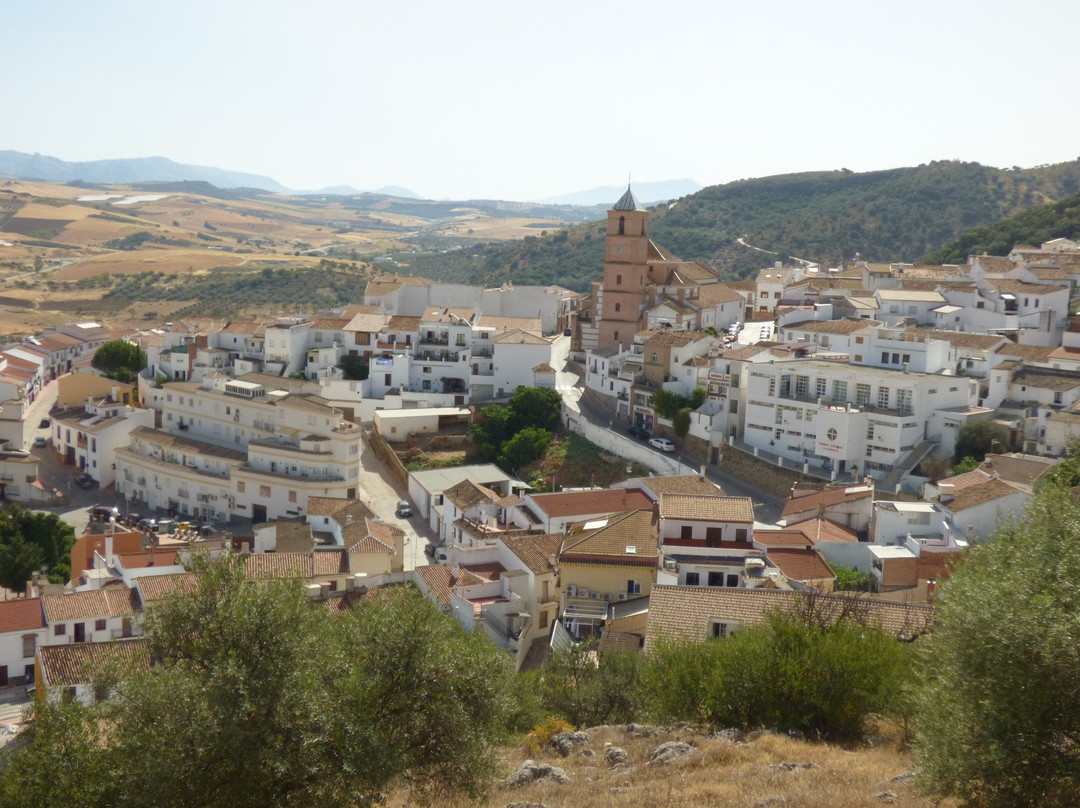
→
(39, 418, 50, 428)
(74, 473, 95, 489)
(33, 436, 47, 448)
(649, 437, 676, 452)
(628, 424, 650, 439)
(434, 546, 449, 563)
(395, 500, 413, 518)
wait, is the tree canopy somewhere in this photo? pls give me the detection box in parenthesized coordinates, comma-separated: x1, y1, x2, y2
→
(91, 339, 146, 384)
(915, 481, 1080, 806)
(0, 504, 75, 587)
(0, 554, 517, 807)
(473, 386, 562, 463)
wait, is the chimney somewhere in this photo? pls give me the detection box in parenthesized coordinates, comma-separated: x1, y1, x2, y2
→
(902, 362, 909, 374)
(699, 464, 706, 481)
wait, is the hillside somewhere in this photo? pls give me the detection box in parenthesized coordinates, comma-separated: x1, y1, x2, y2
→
(387, 724, 945, 808)
(0, 178, 596, 336)
(397, 160, 1080, 290)
(923, 190, 1080, 263)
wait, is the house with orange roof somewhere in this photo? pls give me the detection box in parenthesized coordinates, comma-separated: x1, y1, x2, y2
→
(35, 638, 150, 705)
(781, 483, 874, 535)
(558, 509, 659, 635)
(657, 493, 758, 588)
(0, 597, 46, 686)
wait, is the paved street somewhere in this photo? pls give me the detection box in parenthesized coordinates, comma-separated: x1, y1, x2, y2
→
(356, 434, 436, 571)
(555, 340, 787, 524)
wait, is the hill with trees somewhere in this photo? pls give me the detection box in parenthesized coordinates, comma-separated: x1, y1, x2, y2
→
(392, 160, 1080, 291)
(923, 189, 1080, 263)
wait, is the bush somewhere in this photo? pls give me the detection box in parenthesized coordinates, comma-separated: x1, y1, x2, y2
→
(523, 715, 574, 756)
(644, 602, 914, 742)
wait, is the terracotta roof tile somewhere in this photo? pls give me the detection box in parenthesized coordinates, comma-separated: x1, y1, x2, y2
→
(414, 564, 486, 606)
(640, 475, 724, 498)
(659, 493, 754, 522)
(38, 639, 151, 687)
(766, 547, 836, 582)
(781, 485, 873, 518)
(444, 479, 502, 511)
(644, 586, 933, 653)
(0, 598, 45, 632)
(529, 488, 653, 519)
(42, 587, 140, 623)
(937, 477, 1029, 512)
(501, 533, 563, 575)
(560, 509, 659, 561)
(136, 573, 200, 603)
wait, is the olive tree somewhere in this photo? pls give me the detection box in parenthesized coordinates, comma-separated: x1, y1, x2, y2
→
(0, 553, 517, 807)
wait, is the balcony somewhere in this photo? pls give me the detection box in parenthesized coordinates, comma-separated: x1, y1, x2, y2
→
(414, 350, 464, 363)
(420, 333, 450, 347)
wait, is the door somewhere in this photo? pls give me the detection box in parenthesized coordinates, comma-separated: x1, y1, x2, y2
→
(252, 503, 267, 523)
(705, 527, 723, 547)
(74, 623, 86, 643)
(726, 574, 739, 587)
(121, 618, 133, 638)
(0, 666, 7, 687)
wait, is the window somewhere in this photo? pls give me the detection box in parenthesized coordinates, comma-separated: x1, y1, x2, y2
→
(651, 352, 658, 362)
(680, 525, 693, 540)
(288, 490, 297, 503)
(1055, 391, 1064, 405)
(95, 619, 106, 631)
(881, 352, 890, 364)
(237, 481, 245, 493)
(735, 528, 748, 541)
(897, 389, 913, 414)
(774, 291, 781, 298)
(616, 274, 622, 285)
(902, 354, 911, 364)
(760, 291, 768, 298)
(708, 571, 724, 586)
(768, 377, 776, 396)
(422, 380, 431, 391)
(618, 215, 625, 235)
(729, 400, 738, 414)
(816, 378, 827, 399)
(22, 635, 35, 658)
(855, 336, 864, 344)
(877, 387, 890, 409)
(710, 620, 734, 639)
(259, 485, 271, 498)
(832, 380, 847, 401)
(867, 422, 875, 440)
(795, 375, 809, 398)
(685, 572, 700, 586)
(54, 624, 66, 637)
(856, 383, 871, 406)
(614, 302, 621, 312)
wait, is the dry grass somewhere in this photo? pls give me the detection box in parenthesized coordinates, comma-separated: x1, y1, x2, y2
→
(386, 725, 954, 808)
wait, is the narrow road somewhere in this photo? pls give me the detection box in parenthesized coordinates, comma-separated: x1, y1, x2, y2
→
(554, 340, 787, 523)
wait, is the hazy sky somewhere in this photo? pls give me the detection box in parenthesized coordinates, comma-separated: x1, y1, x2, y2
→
(7, 0, 1079, 200)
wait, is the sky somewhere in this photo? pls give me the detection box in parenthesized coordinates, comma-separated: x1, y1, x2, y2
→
(6, 0, 1080, 201)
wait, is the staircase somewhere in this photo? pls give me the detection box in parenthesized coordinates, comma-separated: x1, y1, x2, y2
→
(883, 440, 938, 492)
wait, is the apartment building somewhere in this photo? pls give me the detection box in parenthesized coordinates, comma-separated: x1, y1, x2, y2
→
(742, 359, 978, 479)
(119, 373, 362, 523)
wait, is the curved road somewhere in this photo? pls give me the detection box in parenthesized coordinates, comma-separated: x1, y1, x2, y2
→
(553, 337, 787, 523)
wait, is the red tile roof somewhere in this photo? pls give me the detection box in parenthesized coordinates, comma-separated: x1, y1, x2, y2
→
(767, 547, 836, 582)
(42, 587, 140, 623)
(530, 488, 653, 518)
(0, 598, 45, 633)
(38, 639, 151, 687)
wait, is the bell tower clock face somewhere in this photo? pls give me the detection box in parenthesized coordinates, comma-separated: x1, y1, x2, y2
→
(616, 246, 625, 255)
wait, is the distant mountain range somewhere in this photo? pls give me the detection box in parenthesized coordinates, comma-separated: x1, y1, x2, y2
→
(538, 179, 702, 207)
(0, 150, 291, 193)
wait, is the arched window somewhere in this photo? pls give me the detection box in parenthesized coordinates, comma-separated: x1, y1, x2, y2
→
(614, 302, 621, 312)
(618, 216, 625, 235)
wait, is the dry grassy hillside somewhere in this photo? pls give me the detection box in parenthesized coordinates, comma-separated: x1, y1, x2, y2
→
(387, 724, 951, 808)
(0, 178, 573, 336)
